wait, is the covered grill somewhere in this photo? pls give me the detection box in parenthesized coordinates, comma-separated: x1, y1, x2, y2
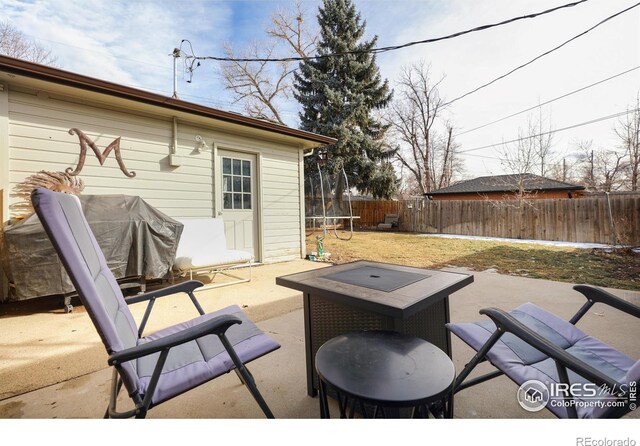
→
(1, 194, 183, 304)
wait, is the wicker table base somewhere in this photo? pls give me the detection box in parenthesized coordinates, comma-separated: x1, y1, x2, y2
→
(304, 292, 450, 396)
(276, 260, 473, 397)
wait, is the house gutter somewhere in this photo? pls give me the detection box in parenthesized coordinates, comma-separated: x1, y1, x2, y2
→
(0, 55, 336, 146)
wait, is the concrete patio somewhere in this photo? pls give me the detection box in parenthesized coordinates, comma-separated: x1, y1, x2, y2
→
(0, 259, 638, 420)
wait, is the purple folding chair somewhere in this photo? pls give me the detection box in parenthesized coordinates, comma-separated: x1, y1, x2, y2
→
(31, 187, 280, 418)
(447, 285, 639, 418)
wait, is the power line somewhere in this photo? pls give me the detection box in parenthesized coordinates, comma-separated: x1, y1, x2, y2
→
(19, 33, 278, 116)
(183, 0, 590, 65)
(459, 109, 637, 154)
(454, 65, 640, 137)
(443, 2, 640, 107)
(459, 152, 503, 161)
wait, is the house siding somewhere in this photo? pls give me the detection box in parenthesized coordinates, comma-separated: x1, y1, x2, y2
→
(8, 88, 214, 217)
(184, 123, 304, 263)
(4, 85, 305, 263)
(260, 147, 303, 262)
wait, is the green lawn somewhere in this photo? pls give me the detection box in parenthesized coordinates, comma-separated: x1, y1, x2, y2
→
(306, 230, 640, 291)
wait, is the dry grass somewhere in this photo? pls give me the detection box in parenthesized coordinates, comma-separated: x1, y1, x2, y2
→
(306, 230, 640, 291)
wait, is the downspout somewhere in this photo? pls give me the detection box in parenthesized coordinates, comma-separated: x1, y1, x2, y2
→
(298, 145, 307, 259)
(172, 117, 178, 155)
(0, 82, 9, 301)
(168, 117, 182, 167)
(0, 82, 8, 225)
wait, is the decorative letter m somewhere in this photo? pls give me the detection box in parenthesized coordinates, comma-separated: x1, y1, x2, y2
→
(66, 128, 136, 178)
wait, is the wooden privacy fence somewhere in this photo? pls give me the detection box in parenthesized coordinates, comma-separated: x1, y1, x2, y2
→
(347, 194, 640, 245)
(348, 200, 400, 228)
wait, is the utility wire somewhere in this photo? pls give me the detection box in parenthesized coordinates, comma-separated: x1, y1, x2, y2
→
(454, 65, 640, 137)
(459, 109, 637, 154)
(443, 2, 640, 107)
(184, 0, 590, 64)
(460, 152, 503, 161)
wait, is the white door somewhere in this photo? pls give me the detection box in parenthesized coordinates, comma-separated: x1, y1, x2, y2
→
(218, 150, 258, 260)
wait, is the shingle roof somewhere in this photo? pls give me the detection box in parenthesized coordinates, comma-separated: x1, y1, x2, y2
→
(426, 174, 585, 196)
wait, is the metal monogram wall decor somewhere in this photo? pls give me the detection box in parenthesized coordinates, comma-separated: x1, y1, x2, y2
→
(66, 128, 136, 178)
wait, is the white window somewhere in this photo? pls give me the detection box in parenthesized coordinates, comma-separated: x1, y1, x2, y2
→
(222, 157, 252, 210)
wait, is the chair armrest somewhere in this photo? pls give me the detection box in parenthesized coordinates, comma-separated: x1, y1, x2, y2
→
(480, 307, 624, 394)
(573, 285, 640, 319)
(108, 313, 242, 366)
(124, 280, 204, 305)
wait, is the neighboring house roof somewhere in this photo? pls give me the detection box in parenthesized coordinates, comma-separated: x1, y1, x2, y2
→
(0, 55, 336, 147)
(426, 174, 585, 196)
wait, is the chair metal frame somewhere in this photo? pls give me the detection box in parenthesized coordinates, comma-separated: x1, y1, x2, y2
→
(32, 187, 277, 419)
(449, 285, 640, 419)
(174, 260, 253, 291)
(104, 280, 274, 419)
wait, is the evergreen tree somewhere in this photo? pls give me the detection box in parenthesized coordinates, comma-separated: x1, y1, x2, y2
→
(294, 0, 397, 200)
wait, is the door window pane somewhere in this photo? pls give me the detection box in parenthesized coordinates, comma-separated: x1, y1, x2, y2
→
(233, 193, 242, 209)
(223, 193, 232, 209)
(222, 156, 252, 210)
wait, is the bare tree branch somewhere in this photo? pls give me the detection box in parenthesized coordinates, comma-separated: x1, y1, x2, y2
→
(499, 109, 555, 178)
(574, 139, 627, 192)
(386, 62, 463, 196)
(0, 21, 58, 66)
(614, 92, 640, 190)
(268, 1, 318, 58)
(220, 1, 317, 124)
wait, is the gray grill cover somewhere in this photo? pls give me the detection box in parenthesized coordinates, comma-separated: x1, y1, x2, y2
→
(0, 194, 183, 302)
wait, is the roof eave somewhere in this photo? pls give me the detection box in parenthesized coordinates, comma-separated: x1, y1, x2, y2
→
(426, 186, 585, 196)
(0, 55, 336, 146)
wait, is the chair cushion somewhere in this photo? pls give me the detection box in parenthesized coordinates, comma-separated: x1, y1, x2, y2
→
(32, 187, 141, 395)
(447, 303, 636, 418)
(173, 218, 253, 271)
(136, 304, 280, 405)
(174, 249, 252, 270)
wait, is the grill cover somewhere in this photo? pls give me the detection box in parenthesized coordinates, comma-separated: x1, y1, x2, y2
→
(0, 194, 183, 302)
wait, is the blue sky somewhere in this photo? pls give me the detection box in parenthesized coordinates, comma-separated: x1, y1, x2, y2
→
(2, 0, 639, 178)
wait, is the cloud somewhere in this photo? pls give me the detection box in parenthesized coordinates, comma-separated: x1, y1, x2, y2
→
(2, 0, 638, 177)
(1, 0, 233, 98)
(361, 0, 640, 175)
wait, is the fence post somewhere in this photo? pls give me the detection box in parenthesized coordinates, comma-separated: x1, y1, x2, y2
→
(605, 192, 617, 246)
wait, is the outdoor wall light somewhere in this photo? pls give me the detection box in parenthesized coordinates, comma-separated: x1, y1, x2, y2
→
(195, 135, 210, 152)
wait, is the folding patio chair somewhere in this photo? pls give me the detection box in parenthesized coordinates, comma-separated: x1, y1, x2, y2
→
(447, 285, 639, 418)
(31, 187, 280, 419)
